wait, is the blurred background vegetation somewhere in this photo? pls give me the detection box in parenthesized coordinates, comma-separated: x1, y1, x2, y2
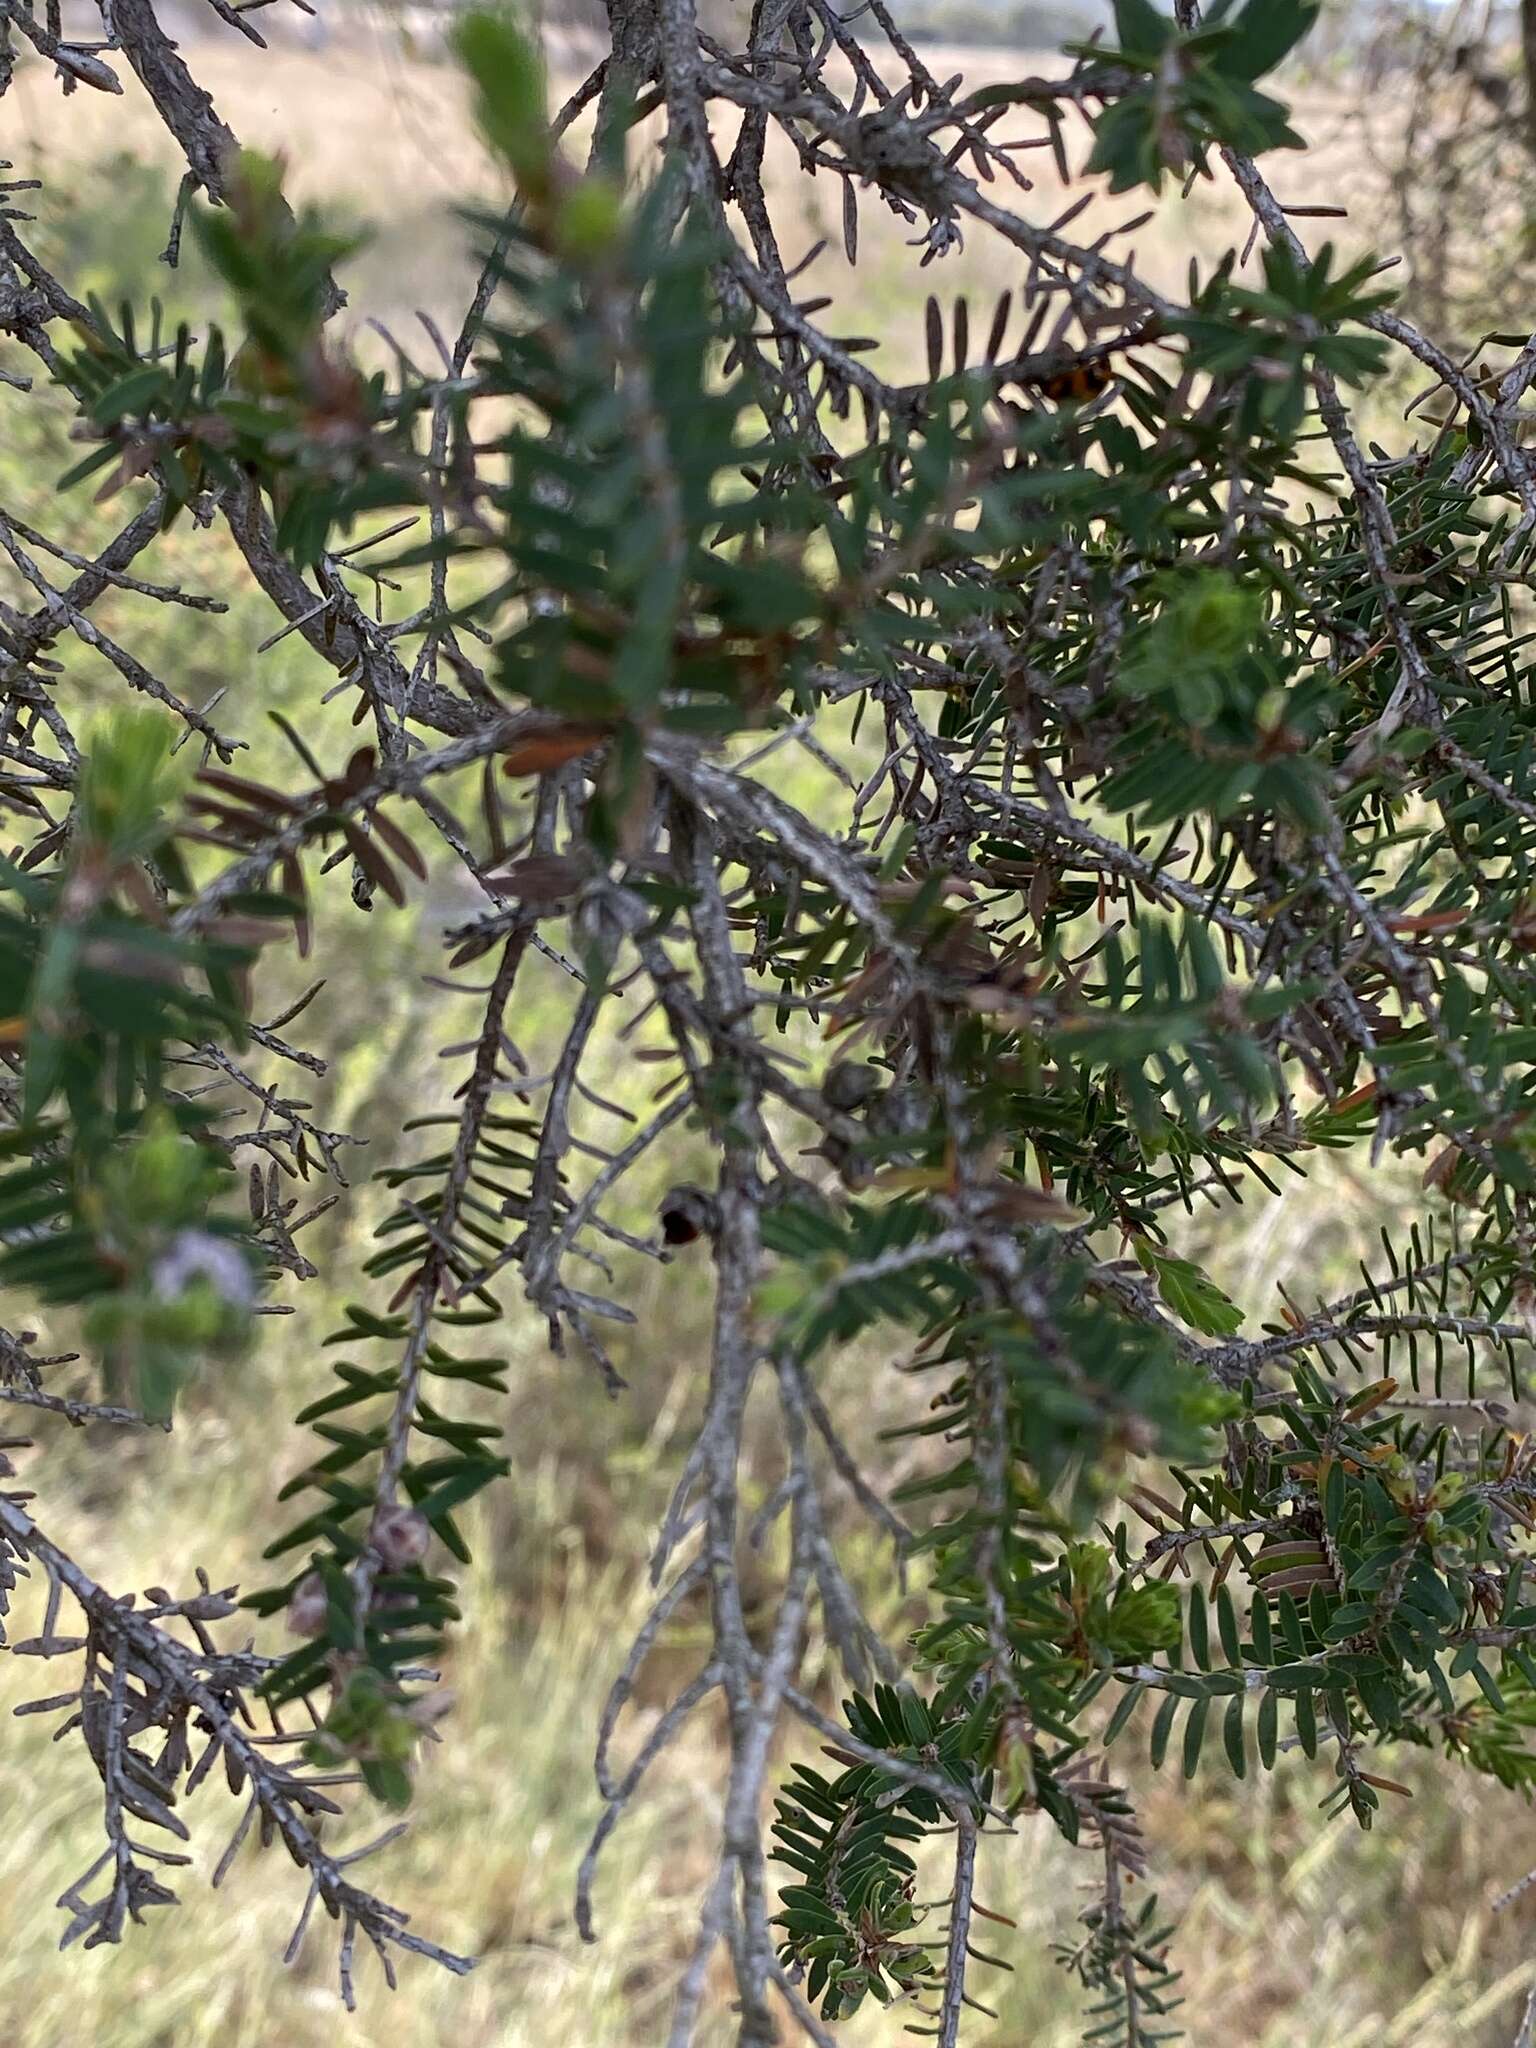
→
(9, 4, 1536, 2044)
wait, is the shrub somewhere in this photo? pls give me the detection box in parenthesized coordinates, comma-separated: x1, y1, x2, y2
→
(7, 2, 1536, 2042)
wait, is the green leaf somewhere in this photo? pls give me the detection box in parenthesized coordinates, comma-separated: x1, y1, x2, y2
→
(361, 1758, 414, 1810)
(1112, 0, 1175, 61)
(1216, 1583, 1242, 1665)
(1187, 1584, 1211, 1670)
(1257, 1685, 1278, 1769)
(1104, 1681, 1145, 1749)
(1216, 0, 1320, 84)
(1295, 1688, 1317, 1758)
(1182, 1695, 1210, 1778)
(1135, 1241, 1246, 1336)
(1222, 1691, 1247, 1778)
(1150, 1692, 1179, 1770)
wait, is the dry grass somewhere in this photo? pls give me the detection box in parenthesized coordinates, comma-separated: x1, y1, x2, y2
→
(6, 24, 1536, 2048)
(13, 25, 1382, 366)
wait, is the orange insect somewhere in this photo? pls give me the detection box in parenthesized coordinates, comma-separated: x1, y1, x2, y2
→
(1028, 350, 1120, 404)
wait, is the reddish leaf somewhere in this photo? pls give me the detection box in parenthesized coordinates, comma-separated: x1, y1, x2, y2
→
(500, 724, 609, 777)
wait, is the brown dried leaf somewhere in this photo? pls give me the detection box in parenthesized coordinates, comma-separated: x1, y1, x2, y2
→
(479, 853, 587, 906)
(500, 724, 610, 778)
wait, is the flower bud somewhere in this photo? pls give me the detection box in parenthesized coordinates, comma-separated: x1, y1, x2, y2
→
(822, 1060, 881, 1113)
(286, 1571, 328, 1637)
(659, 1184, 718, 1247)
(370, 1504, 432, 1570)
(992, 1704, 1036, 1813)
(150, 1229, 256, 1312)
(554, 176, 624, 261)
